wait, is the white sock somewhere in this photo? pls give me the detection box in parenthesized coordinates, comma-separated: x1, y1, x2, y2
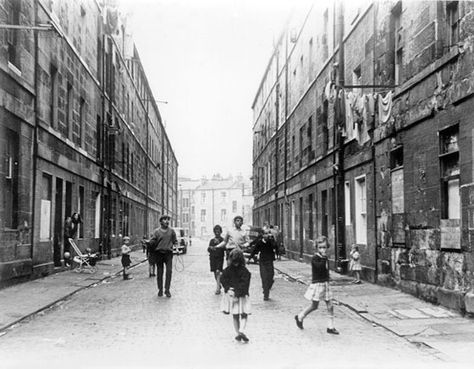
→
(328, 315, 334, 329)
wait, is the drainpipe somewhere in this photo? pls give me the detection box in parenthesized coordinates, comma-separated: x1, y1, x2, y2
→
(334, 0, 346, 272)
(372, 2, 379, 283)
(31, 0, 39, 261)
(283, 27, 289, 243)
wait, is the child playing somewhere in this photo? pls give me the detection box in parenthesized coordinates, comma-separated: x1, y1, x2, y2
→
(146, 235, 156, 278)
(294, 236, 339, 335)
(220, 249, 251, 343)
(349, 244, 362, 284)
(208, 225, 225, 295)
(121, 236, 132, 280)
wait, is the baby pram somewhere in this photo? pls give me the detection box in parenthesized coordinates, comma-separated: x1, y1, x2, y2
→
(68, 238, 98, 273)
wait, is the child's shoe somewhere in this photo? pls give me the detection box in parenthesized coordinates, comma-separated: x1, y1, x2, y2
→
(326, 328, 340, 335)
(239, 332, 249, 342)
(295, 315, 303, 329)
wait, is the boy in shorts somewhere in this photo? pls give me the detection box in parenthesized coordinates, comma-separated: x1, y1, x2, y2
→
(294, 236, 339, 334)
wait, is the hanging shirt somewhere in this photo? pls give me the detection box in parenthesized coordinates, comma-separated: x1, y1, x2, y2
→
(378, 91, 393, 124)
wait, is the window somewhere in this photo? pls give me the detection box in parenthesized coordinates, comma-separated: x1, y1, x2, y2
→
(201, 192, 206, 203)
(447, 1, 460, 47)
(191, 206, 195, 215)
(221, 191, 227, 202)
(78, 186, 84, 238)
(96, 115, 102, 160)
(307, 116, 314, 160)
(94, 192, 101, 238)
(182, 198, 189, 208)
(201, 209, 206, 222)
(391, 146, 404, 214)
(7, 0, 21, 70)
(355, 176, 367, 244)
(299, 125, 305, 168)
(391, 2, 403, 84)
(322, 9, 329, 60)
(201, 227, 206, 236)
(65, 83, 73, 139)
(50, 65, 58, 129)
(232, 201, 237, 213)
(221, 209, 227, 222)
(40, 174, 52, 240)
(345, 181, 351, 225)
(291, 201, 296, 240)
(440, 125, 460, 219)
(3, 128, 19, 229)
(321, 190, 328, 237)
(73, 97, 85, 147)
(183, 213, 189, 223)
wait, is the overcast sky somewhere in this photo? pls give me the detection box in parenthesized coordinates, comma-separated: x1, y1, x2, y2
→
(120, 0, 302, 180)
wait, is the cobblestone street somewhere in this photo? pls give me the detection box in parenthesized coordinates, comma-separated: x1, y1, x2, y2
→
(0, 240, 449, 369)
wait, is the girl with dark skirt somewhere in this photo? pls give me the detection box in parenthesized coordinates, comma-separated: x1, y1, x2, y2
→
(208, 225, 225, 294)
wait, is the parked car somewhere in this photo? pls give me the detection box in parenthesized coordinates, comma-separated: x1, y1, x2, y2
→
(173, 227, 188, 254)
(241, 225, 264, 263)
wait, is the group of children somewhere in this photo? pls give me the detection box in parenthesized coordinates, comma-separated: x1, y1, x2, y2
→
(208, 221, 365, 342)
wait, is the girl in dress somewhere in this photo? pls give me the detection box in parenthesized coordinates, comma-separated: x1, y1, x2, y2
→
(349, 244, 362, 284)
(220, 249, 251, 342)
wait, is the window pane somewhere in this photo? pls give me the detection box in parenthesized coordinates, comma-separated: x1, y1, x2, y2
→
(448, 178, 460, 219)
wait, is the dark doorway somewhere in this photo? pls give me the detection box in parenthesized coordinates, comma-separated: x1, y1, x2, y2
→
(53, 178, 63, 266)
(65, 181, 72, 218)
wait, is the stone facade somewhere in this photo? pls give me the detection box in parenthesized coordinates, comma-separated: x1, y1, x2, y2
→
(253, 1, 474, 313)
(0, 0, 178, 286)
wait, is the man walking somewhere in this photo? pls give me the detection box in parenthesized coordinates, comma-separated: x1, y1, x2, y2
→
(249, 229, 279, 300)
(151, 215, 177, 298)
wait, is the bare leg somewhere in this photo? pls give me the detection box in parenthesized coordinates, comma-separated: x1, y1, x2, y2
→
(232, 315, 240, 335)
(239, 314, 248, 333)
(215, 271, 222, 293)
(298, 301, 319, 321)
(325, 300, 335, 329)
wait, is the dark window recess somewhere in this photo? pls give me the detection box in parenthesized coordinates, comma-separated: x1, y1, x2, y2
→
(447, 1, 460, 47)
(390, 146, 403, 169)
(321, 190, 328, 237)
(7, 0, 21, 69)
(3, 128, 20, 229)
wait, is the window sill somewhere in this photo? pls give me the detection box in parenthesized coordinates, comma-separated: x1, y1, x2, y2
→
(8, 61, 22, 77)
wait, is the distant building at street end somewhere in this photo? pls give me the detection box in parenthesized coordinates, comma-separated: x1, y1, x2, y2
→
(178, 175, 253, 238)
(252, 1, 474, 313)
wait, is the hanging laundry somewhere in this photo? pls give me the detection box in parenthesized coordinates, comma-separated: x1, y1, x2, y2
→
(378, 91, 393, 124)
(335, 88, 345, 126)
(353, 94, 365, 128)
(324, 81, 335, 103)
(364, 93, 376, 131)
(345, 91, 355, 139)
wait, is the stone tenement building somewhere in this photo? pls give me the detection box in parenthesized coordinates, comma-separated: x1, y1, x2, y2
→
(0, 0, 178, 286)
(178, 175, 253, 238)
(252, 0, 474, 313)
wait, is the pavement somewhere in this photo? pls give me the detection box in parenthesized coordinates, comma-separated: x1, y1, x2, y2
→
(0, 249, 148, 336)
(1, 250, 474, 363)
(274, 257, 474, 363)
